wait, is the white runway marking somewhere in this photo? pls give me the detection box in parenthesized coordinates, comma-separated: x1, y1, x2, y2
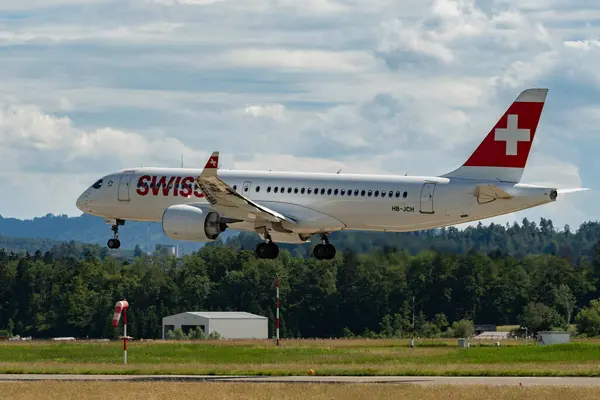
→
(0, 375, 599, 386)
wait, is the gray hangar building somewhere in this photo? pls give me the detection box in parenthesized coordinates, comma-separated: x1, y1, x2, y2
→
(162, 311, 268, 339)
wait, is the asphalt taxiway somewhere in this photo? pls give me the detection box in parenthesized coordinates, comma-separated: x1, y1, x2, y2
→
(1, 375, 600, 386)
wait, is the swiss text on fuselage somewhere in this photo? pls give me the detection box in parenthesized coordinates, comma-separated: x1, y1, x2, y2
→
(135, 175, 205, 198)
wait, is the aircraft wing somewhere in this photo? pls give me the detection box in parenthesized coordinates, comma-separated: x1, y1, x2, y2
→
(254, 201, 346, 232)
(194, 152, 297, 224)
(474, 184, 512, 204)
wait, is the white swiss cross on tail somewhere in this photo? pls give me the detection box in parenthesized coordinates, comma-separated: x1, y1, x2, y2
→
(204, 151, 219, 169)
(494, 114, 531, 156)
(442, 88, 548, 183)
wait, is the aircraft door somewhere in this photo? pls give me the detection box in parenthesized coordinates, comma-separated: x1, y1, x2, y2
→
(420, 183, 436, 214)
(117, 170, 136, 201)
(242, 181, 252, 196)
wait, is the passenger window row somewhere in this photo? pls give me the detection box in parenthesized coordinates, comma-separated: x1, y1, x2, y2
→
(233, 184, 408, 199)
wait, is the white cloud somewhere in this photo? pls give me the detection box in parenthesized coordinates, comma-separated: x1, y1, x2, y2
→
(0, 172, 98, 218)
(0, 0, 598, 229)
(0, 0, 112, 11)
(377, 18, 456, 63)
(564, 40, 600, 51)
(0, 103, 204, 173)
(233, 154, 376, 174)
(499, 50, 559, 88)
(376, 0, 548, 64)
(0, 23, 186, 46)
(521, 154, 583, 189)
(0, 103, 214, 218)
(146, 0, 225, 5)
(144, 0, 345, 11)
(222, 49, 378, 72)
(244, 104, 286, 119)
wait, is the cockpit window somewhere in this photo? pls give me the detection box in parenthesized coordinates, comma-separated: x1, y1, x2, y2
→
(92, 179, 103, 189)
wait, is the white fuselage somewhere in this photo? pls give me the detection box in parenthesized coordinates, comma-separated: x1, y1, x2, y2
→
(76, 167, 557, 238)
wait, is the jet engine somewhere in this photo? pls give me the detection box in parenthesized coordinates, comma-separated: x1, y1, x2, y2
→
(161, 204, 225, 242)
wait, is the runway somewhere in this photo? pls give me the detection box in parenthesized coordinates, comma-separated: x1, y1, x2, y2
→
(1, 375, 600, 386)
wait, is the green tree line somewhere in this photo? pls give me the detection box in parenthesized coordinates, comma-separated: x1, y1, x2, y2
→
(223, 217, 600, 262)
(3, 217, 600, 339)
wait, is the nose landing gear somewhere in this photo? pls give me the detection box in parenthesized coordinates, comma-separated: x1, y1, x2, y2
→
(107, 219, 125, 249)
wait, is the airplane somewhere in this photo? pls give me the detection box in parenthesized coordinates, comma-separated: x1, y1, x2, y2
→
(76, 88, 589, 260)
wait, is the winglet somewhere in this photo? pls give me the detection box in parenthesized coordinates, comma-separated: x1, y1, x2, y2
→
(204, 151, 219, 170)
(194, 150, 292, 223)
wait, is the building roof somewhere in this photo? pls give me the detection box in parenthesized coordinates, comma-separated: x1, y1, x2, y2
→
(474, 331, 510, 340)
(169, 311, 267, 319)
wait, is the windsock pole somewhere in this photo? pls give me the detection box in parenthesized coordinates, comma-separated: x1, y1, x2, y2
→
(276, 275, 280, 346)
(123, 307, 127, 364)
(111, 299, 129, 364)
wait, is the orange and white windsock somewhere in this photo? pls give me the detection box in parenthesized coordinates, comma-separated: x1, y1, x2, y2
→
(111, 300, 129, 327)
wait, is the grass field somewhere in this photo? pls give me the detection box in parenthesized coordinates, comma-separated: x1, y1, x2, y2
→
(3, 382, 600, 400)
(1, 338, 600, 376)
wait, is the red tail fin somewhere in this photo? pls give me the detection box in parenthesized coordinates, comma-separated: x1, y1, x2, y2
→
(443, 88, 548, 182)
(204, 151, 219, 169)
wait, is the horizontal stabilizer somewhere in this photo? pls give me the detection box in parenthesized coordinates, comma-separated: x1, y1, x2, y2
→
(474, 184, 512, 204)
(557, 188, 591, 194)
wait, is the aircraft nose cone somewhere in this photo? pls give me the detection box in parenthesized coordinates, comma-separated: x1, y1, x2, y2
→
(76, 195, 84, 211)
(76, 191, 91, 212)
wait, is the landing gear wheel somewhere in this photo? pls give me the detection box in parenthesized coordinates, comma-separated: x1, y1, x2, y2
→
(267, 242, 279, 259)
(255, 242, 279, 259)
(325, 243, 336, 259)
(314, 243, 336, 260)
(313, 233, 335, 260)
(107, 238, 121, 249)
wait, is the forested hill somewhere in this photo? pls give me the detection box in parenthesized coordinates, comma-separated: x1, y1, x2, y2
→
(3, 238, 600, 339)
(2, 213, 600, 261)
(2, 216, 600, 339)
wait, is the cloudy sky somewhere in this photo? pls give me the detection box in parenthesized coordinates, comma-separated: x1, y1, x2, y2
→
(0, 0, 598, 231)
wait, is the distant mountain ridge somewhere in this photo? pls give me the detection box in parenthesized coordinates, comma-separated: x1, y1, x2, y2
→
(0, 213, 237, 253)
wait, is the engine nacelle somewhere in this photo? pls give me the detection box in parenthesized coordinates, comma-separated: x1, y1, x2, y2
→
(161, 204, 224, 242)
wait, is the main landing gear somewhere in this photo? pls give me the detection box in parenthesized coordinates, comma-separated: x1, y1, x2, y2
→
(107, 219, 125, 249)
(255, 241, 280, 259)
(254, 228, 280, 259)
(313, 234, 336, 260)
(253, 232, 336, 260)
